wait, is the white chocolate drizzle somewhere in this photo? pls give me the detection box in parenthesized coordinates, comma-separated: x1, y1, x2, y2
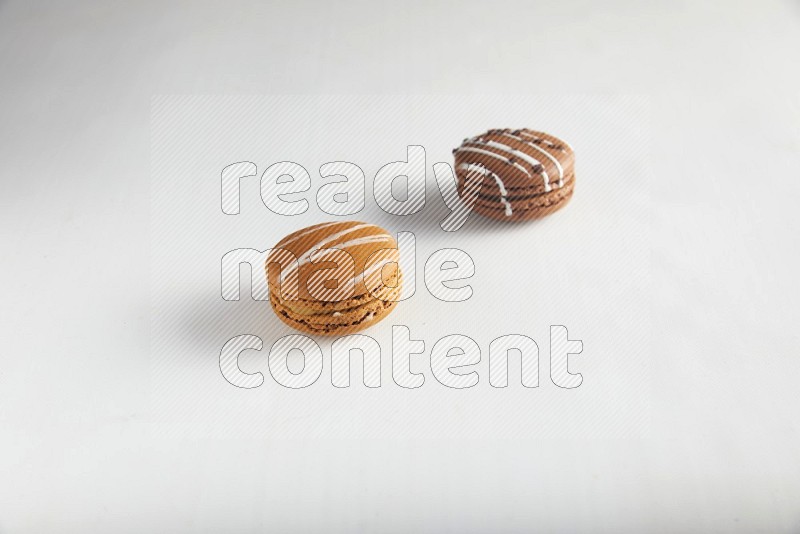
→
(454, 146, 531, 178)
(466, 138, 552, 192)
(459, 163, 512, 217)
(522, 131, 573, 153)
(278, 221, 342, 248)
(291, 233, 394, 292)
(510, 132, 566, 187)
(331, 234, 393, 250)
(279, 223, 382, 282)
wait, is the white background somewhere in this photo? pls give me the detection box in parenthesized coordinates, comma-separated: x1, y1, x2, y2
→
(1, 1, 799, 532)
(150, 94, 649, 440)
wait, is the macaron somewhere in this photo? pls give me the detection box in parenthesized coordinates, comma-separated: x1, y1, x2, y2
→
(266, 221, 402, 335)
(453, 128, 575, 221)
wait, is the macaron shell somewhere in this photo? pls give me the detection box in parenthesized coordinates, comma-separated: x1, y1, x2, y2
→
(267, 221, 400, 301)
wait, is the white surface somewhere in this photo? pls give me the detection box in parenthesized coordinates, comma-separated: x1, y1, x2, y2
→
(150, 94, 649, 441)
(1, 1, 799, 532)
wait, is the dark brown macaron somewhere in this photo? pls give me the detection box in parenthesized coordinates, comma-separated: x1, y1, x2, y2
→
(453, 128, 575, 221)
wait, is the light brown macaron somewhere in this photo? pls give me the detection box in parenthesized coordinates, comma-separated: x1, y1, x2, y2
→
(453, 128, 575, 221)
(266, 221, 402, 336)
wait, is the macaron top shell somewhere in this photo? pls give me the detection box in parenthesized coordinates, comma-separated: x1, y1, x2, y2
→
(267, 221, 400, 302)
(454, 128, 574, 194)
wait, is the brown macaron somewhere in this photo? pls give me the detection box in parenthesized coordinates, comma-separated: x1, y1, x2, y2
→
(266, 221, 402, 336)
(453, 128, 575, 221)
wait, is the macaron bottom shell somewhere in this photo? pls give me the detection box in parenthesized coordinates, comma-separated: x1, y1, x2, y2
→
(462, 171, 575, 222)
(270, 279, 402, 336)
